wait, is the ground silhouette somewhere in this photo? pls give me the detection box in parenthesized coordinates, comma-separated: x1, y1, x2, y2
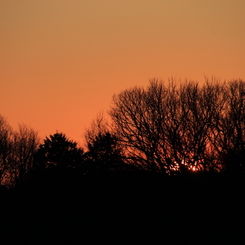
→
(1, 170, 245, 244)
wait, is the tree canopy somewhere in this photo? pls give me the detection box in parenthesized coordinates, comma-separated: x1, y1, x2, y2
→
(109, 78, 245, 174)
(35, 132, 84, 169)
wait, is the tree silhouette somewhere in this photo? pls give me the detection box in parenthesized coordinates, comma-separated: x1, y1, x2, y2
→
(109, 78, 245, 174)
(85, 131, 126, 174)
(35, 132, 83, 170)
(0, 116, 39, 187)
(0, 115, 12, 185)
(84, 114, 126, 174)
(219, 80, 245, 173)
(10, 124, 40, 187)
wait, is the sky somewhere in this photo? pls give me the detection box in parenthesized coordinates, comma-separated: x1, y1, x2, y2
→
(1, 0, 245, 145)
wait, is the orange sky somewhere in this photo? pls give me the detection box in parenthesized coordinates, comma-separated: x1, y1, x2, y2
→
(1, 0, 245, 146)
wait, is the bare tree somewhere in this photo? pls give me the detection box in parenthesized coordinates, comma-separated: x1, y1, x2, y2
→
(176, 80, 228, 171)
(9, 124, 40, 186)
(109, 78, 245, 174)
(110, 80, 178, 173)
(218, 80, 245, 172)
(0, 115, 13, 185)
(84, 112, 110, 148)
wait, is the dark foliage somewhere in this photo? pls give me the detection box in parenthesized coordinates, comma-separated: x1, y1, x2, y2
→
(34, 132, 84, 170)
(84, 131, 128, 174)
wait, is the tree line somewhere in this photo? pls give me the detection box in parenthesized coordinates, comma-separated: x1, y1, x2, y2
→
(1, 78, 245, 188)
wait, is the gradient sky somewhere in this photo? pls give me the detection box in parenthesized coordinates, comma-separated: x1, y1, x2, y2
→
(1, 0, 245, 145)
